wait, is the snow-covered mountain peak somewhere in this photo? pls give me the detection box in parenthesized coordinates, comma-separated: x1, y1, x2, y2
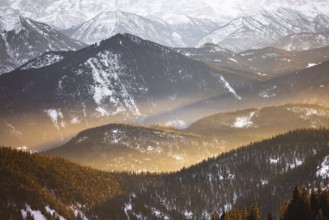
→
(94, 10, 139, 20)
(314, 14, 329, 31)
(2, 0, 329, 31)
(69, 10, 185, 46)
(165, 14, 193, 25)
(0, 15, 25, 33)
(197, 7, 322, 52)
(0, 15, 85, 74)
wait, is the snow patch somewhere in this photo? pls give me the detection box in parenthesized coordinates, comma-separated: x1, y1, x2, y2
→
(76, 136, 88, 144)
(0, 16, 21, 32)
(307, 63, 318, 68)
(184, 211, 194, 219)
(21, 205, 47, 220)
(70, 116, 80, 124)
(82, 51, 141, 116)
(259, 86, 277, 98)
(45, 206, 66, 220)
(316, 155, 329, 178)
(219, 75, 241, 100)
(232, 112, 255, 128)
(270, 158, 279, 164)
(16, 146, 37, 154)
(171, 154, 184, 161)
(124, 202, 132, 219)
(288, 158, 303, 169)
(287, 107, 329, 121)
(261, 180, 269, 185)
(147, 145, 162, 154)
(257, 72, 267, 76)
(96, 106, 110, 116)
(228, 58, 238, 63)
(165, 120, 187, 129)
(44, 109, 65, 130)
(71, 205, 89, 220)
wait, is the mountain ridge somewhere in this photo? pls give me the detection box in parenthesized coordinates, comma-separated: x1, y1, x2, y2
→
(0, 16, 85, 74)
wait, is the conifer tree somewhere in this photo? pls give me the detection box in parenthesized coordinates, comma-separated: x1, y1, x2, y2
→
(248, 201, 261, 220)
(220, 211, 228, 220)
(241, 206, 248, 220)
(285, 186, 311, 220)
(267, 212, 273, 220)
(211, 211, 219, 220)
(315, 209, 325, 220)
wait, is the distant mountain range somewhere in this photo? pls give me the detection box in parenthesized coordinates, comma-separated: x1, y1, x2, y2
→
(2, 0, 329, 29)
(2, 1, 329, 51)
(176, 44, 329, 79)
(197, 8, 329, 52)
(54, 8, 329, 51)
(3, 128, 329, 219)
(142, 58, 329, 126)
(65, 10, 220, 47)
(0, 16, 85, 74)
(45, 104, 329, 172)
(271, 31, 329, 51)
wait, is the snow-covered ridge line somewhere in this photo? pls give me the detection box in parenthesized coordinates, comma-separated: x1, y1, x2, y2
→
(21, 53, 64, 70)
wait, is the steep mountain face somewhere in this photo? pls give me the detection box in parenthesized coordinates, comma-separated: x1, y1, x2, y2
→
(45, 124, 221, 172)
(68, 10, 178, 46)
(313, 14, 329, 31)
(197, 8, 327, 52)
(272, 31, 329, 51)
(0, 33, 251, 150)
(0, 16, 85, 74)
(92, 129, 329, 219)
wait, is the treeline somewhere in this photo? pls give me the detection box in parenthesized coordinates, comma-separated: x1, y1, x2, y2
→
(208, 186, 329, 220)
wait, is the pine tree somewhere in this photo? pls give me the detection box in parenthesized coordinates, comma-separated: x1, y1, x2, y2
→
(315, 209, 325, 220)
(267, 212, 273, 220)
(230, 206, 241, 220)
(279, 202, 288, 220)
(247, 201, 261, 220)
(285, 186, 312, 220)
(220, 211, 228, 220)
(26, 211, 34, 220)
(241, 206, 248, 220)
(211, 211, 219, 220)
